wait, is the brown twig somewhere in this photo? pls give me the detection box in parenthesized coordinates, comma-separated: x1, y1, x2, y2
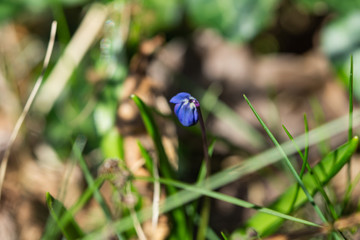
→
(0, 21, 57, 202)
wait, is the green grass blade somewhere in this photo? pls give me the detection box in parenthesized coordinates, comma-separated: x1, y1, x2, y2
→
(244, 94, 328, 223)
(138, 141, 154, 176)
(197, 139, 216, 184)
(196, 140, 216, 240)
(50, 2, 71, 45)
(341, 170, 360, 214)
(43, 177, 110, 239)
(310, 97, 331, 155)
(303, 114, 309, 162)
(142, 177, 321, 229)
(196, 197, 211, 240)
(282, 125, 305, 160)
(68, 177, 105, 215)
(137, 141, 161, 234)
(131, 95, 174, 178)
(73, 137, 113, 220)
(236, 136, 358, 237)
(131, 94, 189, 239)
(304, 114, 338, 221)
(283, 124, 339, 221)
(101, 127, 124, 160)
(348, 55, 354, 142)
(44, 192, 84, 240)
(347, 55, 354, 192)
(283, 116, 310, 213)
(282, 125, 307, 213)
(221, 232, 229, 240)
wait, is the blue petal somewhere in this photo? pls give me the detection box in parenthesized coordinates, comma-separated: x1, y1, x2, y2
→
(174, 102, 182, 117)
(176, 102, 198, 127)
(170, 92, 191, 104)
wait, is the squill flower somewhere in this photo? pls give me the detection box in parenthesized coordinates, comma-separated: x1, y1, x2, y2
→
(170, 92, 200, 127)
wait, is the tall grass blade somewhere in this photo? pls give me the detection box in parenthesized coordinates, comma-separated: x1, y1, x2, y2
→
(221, 232, 229, 240)
(143, 177, 321, 229)
(310, 97, 331, 155)
(44, 192, 84, 240)
(43, 177, 107, 239)
(244, 94, 327, 223)
(347, 55, 354, 188)
(348, 55, 354, 142)
(73, 137, 113, 220)
(101, 127, 125, 160)
(138, 141, 154, 176)
(137, 141, 160, 233)
(282, 124, 307, 213)
(341, 170, 360, 214)
(131, 94, 189, 239)
(283, 123, 339, 221)
(196, 140, 216, 240)
(303, 114, 309, 162)
(236, 136, 358, 237)
(131, 95, 174, 178)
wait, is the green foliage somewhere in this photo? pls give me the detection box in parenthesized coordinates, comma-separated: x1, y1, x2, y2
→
(127, 0, 182, 47)
(321, 12, 360, 61)
(319, 10, 360, 99)
(234, 137, 358, 237)
(131, 95, 175, 179)
(44, 192, 84, 240)
(101, 127, 125, 160)
(296, 0, 360, 15)
(73, 139, 114, 221)
(146, 177, 321, 228)
(244, 94, 328, 224)
(186, 0, 280, 42)
(0, 0, 87, 22)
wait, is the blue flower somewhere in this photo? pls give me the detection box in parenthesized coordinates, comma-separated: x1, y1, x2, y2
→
(170, 92, 200, 127)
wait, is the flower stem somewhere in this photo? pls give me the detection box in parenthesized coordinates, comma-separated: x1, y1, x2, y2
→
(196, 106, 211, 240)
(197, 106, 210, 177)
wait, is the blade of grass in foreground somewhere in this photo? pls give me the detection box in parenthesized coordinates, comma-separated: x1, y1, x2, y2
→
(74, 138, 125, 239)
(73, 137, 113, 220)
(137, 141, 161, 233)
(244, 94, 328, 224)
(234, 136, 358, 237)
(221, 232, 229, 240)
(310, 97, 332, 156)
(347, 55, 354, 187)
(131, 95, 175, 178)
(138, 141, 154, 175)
(341, 169, 360, 214)
(44, 192, 84, 240)
(196, 140, 216, 240)
(283, 115, 310, 213)
(140, 177, 321, 229)
(131, 95, 188, 239)
(348, 55, 354, 142)
(43, 177, 106, 239)
(283, 121, 338, 221)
